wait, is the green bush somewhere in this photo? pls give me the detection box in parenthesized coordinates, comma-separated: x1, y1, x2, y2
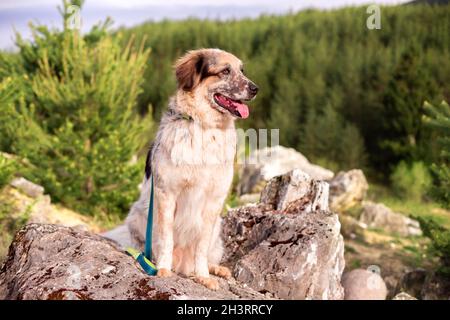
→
(0, 1, 152, 218)
(390, 161, 432, 202)
(417, 217, 450, 277)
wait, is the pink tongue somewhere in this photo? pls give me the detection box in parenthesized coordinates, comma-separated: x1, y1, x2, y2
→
(231, 101, 249, 119)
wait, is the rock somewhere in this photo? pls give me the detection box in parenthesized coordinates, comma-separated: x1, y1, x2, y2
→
(260, 169, 329, 212)
(329, 169, 368, 212)
(396, 269, 427, 299)
(10, 177, 44, 198)
(0, 185, 102, 264)
(421, 271, 450, 300)
(0, 224, 269, 300)
(1, 186, 100, 233)
(339, 214, 367, 239)
(223, 170, 345, 300)
(392, 292, 417, 300)
(238, 193, 260, 205)
(359, 202, 422, 237)
(341, 269, 387, 300)
(237, 146, 334, 195)
(384, 275, 400, 298)
(1, 169, 345, 300)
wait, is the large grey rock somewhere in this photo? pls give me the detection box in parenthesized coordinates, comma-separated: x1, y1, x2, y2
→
(329, 169, 368, 212)
(341, 268, 387, 300)
(1, 170, 346, 300)
(0, 224, 268, 300)
(224, 170, 345, 300)
(237, 146, 334, 195)
(260, 169, 329, 212)
(10, 177, 44, 198)
(359, 202, 422, 237)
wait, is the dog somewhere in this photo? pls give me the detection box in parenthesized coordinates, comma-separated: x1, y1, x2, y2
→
(104, 48, 258, 290)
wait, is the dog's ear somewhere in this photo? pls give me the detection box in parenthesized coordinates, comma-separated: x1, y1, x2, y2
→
(175, 50, 208, 91)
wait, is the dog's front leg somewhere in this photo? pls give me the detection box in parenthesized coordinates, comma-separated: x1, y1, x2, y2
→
(193, 219, 218, 289)
(193, 201, 224, 290)
(154, 189, 176, 277)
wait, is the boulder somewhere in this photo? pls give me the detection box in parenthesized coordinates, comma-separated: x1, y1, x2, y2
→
(341, 268, 387, 300)
(260, 169, 329, 211)
(392, 292, 417, 300)
(223, 170, 345, 300)
(329, 169, 368, 212)
(359, 202, 422, 237)
(0, 224, 269, 300)
(1, 170, 345, 300)
(10, 177, 44, 198)
(395, 269, 450, 300)
(1, 185, 100, 233)
(0, 184, 101, 263)
(237, 146, 334, 195)
(396, 269, 427, 299)
(421, 271, 450, 300)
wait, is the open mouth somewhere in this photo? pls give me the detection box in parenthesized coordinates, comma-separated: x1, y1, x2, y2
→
(213, 93, 249, 119)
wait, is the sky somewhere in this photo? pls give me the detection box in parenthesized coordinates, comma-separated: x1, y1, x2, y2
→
(0, 0, 410, 50)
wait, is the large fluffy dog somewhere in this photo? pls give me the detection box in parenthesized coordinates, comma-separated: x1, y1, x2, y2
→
(104, 48, 258, 290)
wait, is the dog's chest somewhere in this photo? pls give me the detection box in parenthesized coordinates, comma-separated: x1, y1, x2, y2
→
(167, 122, 237, 167)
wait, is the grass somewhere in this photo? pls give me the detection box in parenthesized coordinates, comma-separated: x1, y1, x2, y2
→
(341, 181, 448, 274)
(367, 183, 450, 229)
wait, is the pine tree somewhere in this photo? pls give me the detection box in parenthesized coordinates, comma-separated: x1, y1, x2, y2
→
(423, 101, 450, 208)
(380, 48, 439, 169)
(0, 1, 152, 217)
(298, 104, 367, 171)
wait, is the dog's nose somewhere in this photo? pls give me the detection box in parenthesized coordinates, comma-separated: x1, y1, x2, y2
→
(248, 82, 259, 95)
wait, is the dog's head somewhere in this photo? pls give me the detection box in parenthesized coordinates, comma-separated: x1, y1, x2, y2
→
(174, 48, 258, 119)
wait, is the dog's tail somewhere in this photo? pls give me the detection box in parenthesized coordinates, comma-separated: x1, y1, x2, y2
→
(102, 224, 134, 249)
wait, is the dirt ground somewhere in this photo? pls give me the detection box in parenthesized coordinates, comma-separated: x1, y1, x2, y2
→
(343, 227, 436, 298)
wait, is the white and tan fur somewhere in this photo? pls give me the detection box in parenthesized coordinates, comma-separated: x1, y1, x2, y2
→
(104, 48, 258, 290)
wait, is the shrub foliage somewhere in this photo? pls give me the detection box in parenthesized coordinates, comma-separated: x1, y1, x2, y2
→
(0, 1, 151, 217)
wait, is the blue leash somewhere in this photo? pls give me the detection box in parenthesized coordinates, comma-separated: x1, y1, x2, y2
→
(126, 174, 158, 275)
(144, 174, 154, 260)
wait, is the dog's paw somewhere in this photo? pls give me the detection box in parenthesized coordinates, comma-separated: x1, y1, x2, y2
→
(157, 268, 172, 277)
(194, 276, 219, 290)
(209, 265, 232, 279)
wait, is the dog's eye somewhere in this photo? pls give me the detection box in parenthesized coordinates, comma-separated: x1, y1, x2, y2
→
(220, 68, 230, 76)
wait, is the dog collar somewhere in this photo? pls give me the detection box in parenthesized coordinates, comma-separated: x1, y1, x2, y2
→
(168, 109, 193, 122)
(180, 113, 193, 121)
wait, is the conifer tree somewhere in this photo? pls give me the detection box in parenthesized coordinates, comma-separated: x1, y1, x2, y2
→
(423, 101, 450, 208)
(0, 1, 151, 217)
